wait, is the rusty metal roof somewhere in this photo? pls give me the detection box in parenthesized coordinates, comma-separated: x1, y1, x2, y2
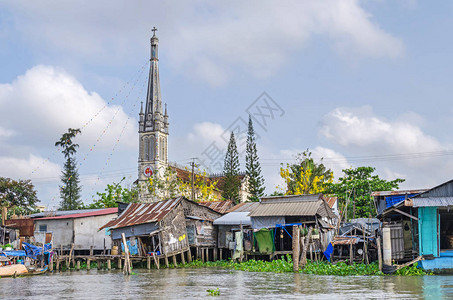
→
(332, 237, 358, 245)
(198, 200, 234, 214)
(248, 195, 336, 218)
(227, 202, 260, 213)
(100, 197, 183, 230)
(371, 189, 427, 197)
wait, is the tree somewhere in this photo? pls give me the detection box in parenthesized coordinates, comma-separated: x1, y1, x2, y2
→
(222, 132, 241, 203)
(0, 177, 39, 223)
(147, 167, 180, 201)
(245, 115, 265, 201)
(279, 150, 333, 195)
(86, 177, 138, 208)
(325, 166, 405, 219)
(55, 128, 82, 210)
(145, 167, 220, 202)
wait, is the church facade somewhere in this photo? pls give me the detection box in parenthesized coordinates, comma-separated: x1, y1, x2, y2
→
(137, 29, 250, 203)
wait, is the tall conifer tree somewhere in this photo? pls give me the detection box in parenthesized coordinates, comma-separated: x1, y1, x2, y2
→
(55, 128, 82, 210)
(245, 115, 265, 201)
(222, 132, 240, 203)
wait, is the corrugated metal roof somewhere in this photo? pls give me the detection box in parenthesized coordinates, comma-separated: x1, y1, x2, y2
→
(227, 202, 260, 213)
(411, 197, 453, 207)
(249, 201, 321, 217)
(260, 194, 322, 203)
(213, 212, 251, 226)
(198, 200, 234, 214)
(100, 197, 183, 230)
(29, 208, 106, 218)
(37, 208, 118, 220)
(248, 194, 336, 219)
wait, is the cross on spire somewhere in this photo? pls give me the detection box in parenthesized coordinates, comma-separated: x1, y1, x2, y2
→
(152, 27, 157, 36)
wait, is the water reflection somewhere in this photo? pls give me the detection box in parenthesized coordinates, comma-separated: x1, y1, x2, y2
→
(0, 268, 451, 299)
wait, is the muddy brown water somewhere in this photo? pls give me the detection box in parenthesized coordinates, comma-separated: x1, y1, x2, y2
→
(0, 268, 452, 299)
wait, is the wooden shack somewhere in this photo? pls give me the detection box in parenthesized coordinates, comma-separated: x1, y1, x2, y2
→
(249, 194, 337, 257)
(100, 197, 221, 261)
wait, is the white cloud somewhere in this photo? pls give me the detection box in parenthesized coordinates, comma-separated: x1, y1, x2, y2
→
(4, 0, 403, 86)
(0, 127, 15, 138)
(0, 154, 60, 180)
(320, 106, 444, 155)
(0, 65, 137, 151)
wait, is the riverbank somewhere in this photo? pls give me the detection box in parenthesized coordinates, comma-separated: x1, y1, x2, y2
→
(178, 256, 432, 276)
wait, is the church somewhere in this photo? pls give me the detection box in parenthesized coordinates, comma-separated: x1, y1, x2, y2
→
(136, 29, 249, 203)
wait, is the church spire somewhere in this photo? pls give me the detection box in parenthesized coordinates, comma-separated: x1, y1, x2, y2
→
(142, 27, 165, 132)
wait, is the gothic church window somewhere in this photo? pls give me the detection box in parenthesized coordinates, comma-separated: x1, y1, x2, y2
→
(144, 137, 149, 160)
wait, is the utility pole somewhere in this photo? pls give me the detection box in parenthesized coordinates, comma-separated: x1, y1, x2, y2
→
(190, 158, 197, 201)
(353, 188, 356, 220)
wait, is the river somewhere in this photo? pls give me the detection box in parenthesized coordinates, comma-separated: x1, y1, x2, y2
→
(0, 268, 452, 299)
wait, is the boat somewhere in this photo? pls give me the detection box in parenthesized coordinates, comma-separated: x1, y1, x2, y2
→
(0, 264, 48, 278)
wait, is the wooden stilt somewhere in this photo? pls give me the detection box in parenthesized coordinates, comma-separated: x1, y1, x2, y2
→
(220, 249, 223, 261)
(107, 259, 111, 270)
(181, 251, 185, 264)
(195, 247, 199, 260)
(147, 256, 151, 269)
(187, 249, 192, 263)
(172, 254, 177, 267)
(292, 225, 300, 272)
(349, 243, 353, 265)
(87, 259, 91, 271)
(118, 257, 122, 270)
(164, 255, 169, 268)
(300, 227, 313, 267)
(309, 244, 313, 262)
(205, 248, 209, 262)
(201, 248, 205, 262)
(213, 247, 218, 261)
(49, 255, 54, 271)
(76, 260, 80, 271)
(377, 235, 382, 271)
(56, 257, 60, 271)
(97, 259, 102, 270)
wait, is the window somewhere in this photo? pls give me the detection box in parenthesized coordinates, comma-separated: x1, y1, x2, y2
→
(39, 224, 47, 232)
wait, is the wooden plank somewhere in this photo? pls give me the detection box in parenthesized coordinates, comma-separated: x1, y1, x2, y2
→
(393, 208, 419, 221)
(121, 233, 131, 275)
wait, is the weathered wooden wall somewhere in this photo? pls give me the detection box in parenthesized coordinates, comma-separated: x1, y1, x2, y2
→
(186, 219, 217, 247)
(181, 200, 221, 222)
(160, 203, 188, 254)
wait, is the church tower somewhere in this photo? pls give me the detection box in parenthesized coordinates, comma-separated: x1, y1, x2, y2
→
(138, 28, 169, 201)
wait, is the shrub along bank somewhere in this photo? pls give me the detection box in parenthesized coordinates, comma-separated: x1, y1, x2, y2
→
(181, 256, 431, 276)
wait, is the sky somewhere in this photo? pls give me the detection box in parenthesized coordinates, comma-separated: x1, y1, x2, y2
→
(1, 0, 453, 209)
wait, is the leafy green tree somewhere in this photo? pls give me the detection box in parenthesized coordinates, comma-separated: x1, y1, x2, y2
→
(55, 128, 82, 210)
(222, 132, 241, 203)
(86, 177, 138, 208)
(325, 166, 405, 219)
(279, 150, 333, 195)
(0, 177, 39, 222)
(245, 115, 265, 201)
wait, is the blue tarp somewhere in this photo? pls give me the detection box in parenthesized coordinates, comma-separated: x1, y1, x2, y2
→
(121, 240, 138, 255)
(323, 242, 334, 262)
(22, 242, 52, 259)
(1, 250, 26, 257)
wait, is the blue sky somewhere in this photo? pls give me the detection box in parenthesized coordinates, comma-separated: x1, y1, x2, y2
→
(1, 0, 453, 209)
